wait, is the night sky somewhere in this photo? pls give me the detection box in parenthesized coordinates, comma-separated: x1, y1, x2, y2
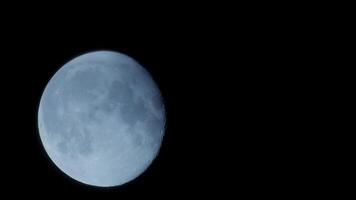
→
(0, 5, 321, 198)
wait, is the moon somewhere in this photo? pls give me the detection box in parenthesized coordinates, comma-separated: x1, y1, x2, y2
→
(38, 51, 166, 187)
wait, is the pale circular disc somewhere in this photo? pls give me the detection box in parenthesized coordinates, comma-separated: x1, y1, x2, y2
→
(38, 51, 166, 187)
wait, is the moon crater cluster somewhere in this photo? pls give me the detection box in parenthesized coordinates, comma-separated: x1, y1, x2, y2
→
(38, 51, 166, 187)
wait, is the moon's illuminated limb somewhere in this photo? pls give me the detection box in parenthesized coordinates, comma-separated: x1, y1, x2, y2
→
(38, 51, 166, 187)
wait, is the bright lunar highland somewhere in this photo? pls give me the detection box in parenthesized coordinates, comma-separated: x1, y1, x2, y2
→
(38, 51, 166, 187)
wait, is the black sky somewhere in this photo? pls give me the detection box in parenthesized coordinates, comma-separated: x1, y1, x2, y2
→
(0, 4, 329, 198)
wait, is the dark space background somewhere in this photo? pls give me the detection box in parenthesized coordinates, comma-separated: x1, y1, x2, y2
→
(0, 4, 330, 198)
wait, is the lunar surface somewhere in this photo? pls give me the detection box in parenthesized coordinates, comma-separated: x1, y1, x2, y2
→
(38, 51, 166, 187)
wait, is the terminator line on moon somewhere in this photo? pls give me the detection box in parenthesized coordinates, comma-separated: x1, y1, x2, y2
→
(38, 51, 166, 187)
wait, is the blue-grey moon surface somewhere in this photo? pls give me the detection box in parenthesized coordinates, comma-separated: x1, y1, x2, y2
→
(38, 51, 166, 187)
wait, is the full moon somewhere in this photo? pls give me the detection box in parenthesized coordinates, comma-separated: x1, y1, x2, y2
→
(38, 51, 166, 187)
